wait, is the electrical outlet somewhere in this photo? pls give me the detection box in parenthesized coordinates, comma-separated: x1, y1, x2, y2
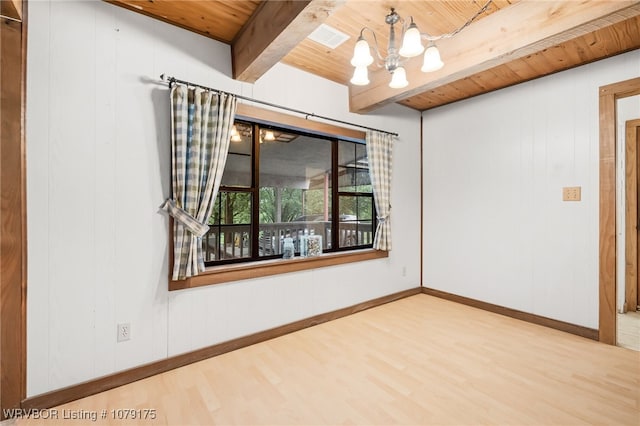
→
(117, 323, 130, 342)
(402, 266, 407, 277)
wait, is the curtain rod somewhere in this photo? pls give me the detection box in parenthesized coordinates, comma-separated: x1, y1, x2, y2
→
(159, 74, 399, 138)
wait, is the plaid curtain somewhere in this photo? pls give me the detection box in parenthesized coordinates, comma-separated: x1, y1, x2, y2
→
(161, 84, 237, 280)
(366, 130, 394, 251)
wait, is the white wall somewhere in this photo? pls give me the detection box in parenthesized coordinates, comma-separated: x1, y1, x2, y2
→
(616, 95, 640, 312)
(423, 50, 640, 329)
(26, 0, 421, 396)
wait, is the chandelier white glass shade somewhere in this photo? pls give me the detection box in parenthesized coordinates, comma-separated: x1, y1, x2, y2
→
(350, 65, 370, 85)
(350, 38, 374, 67)
(350, 2, 493, 88)
(421, 44, 444, 72)
(398, 20, 424, 58)
(388, 66, 408, 89)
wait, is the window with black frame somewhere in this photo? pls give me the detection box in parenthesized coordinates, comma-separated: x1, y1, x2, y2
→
(202, 119, 376, 266)
(337, 141, 374, 248)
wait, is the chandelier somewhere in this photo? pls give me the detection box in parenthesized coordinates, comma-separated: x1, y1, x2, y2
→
(350, 1, 493, 88)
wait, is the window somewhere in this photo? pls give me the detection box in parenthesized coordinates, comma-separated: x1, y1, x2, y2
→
(338, 141, 374, 248)
(201, 119, 376, 266)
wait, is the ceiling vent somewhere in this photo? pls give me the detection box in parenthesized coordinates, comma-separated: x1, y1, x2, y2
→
(307, 24, 350, 49)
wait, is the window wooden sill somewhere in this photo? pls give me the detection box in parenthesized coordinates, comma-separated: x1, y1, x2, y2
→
(169, 249, 388, 291)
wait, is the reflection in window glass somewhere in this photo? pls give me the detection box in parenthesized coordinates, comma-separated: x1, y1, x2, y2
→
(338, 141, 371, 193)
(221, 121, 252, 188)
(259, 132, 332, 255)
(203, 118, 377, 267)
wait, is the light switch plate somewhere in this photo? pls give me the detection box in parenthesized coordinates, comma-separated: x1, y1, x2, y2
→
(563, 186, 581, 201)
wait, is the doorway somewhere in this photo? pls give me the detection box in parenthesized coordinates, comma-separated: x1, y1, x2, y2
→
(599, 77, 640, 346)
(621, 118, 640, 351)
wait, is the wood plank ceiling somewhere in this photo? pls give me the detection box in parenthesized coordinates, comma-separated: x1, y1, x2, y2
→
(105, 0, 640, 112)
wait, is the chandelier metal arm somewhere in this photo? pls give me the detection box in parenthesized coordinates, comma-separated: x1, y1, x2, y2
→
(358, 27, 386, 64)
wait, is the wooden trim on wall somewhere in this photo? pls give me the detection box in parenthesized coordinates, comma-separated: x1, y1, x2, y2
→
(624, 119, 640, 313)
(171, 249, 388, 290)
(599, 77, 640, 345)
(236, 104, 365, 141)
(422, 288, 599, 341)
(0, 1, 27, 419)
(22, 287, 421, 411)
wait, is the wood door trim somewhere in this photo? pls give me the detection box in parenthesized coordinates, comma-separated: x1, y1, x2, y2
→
(0, 0, 27, 419)
(637, 124, 640, 310)
(626, 119, 640, 312)
(599, 77, 640, 345)
(624, 119, 639, 313)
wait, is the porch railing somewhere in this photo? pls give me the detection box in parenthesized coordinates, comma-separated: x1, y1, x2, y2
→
(202, 220, 373, 261)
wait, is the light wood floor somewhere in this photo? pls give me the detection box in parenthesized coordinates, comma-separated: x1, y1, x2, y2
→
(618, 310, 640, 351)
(13, 295, 640, 425)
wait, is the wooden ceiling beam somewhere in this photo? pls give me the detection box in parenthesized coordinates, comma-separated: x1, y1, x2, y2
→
(348, 0, 640, 113)
(232, 0, 345, 83)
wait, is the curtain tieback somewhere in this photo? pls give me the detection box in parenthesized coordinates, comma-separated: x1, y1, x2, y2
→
(376, 214, 389, 224)
(160, 199, 209, 237)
